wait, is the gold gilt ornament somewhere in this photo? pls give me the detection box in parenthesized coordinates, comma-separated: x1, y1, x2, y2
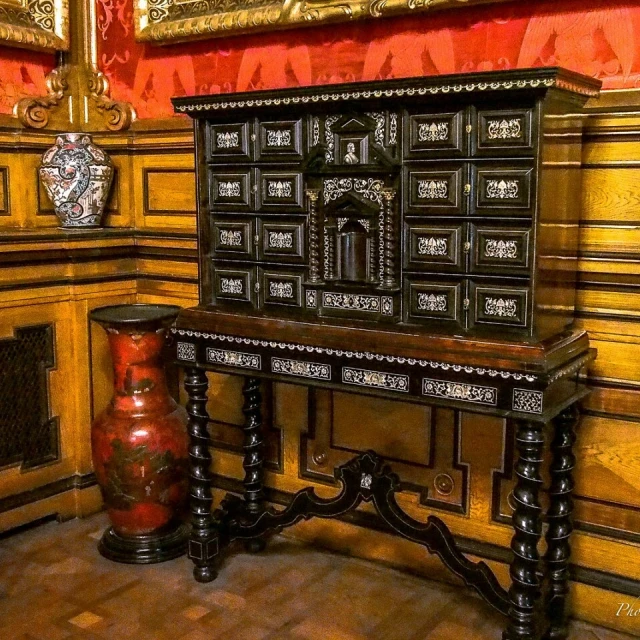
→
(135, 0, 516, 44)
(0, 0, 69, 51)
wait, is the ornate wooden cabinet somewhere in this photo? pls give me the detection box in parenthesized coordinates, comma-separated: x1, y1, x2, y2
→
(172, 68, 600, 640)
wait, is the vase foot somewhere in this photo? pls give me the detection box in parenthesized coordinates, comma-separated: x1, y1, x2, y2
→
(98, 521, 188, 564)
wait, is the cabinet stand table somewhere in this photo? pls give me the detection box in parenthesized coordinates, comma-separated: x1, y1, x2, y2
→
(171, 313, 594, 640)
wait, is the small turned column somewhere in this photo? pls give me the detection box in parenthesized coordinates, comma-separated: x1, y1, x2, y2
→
(369, 228, 378, 284)
(544, 405, 579, 640)
(305, 189, 321, 284)
(184, 368, 219, 582)
(242, 376, 267, 552)
(504, 419, 545, 640)
(380, 188, 397, 290)
(327, 228, 336, 280)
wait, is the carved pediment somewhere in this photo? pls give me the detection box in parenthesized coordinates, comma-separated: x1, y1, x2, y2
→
(333, 113, 376, 134)
(324, 190, 380, 218)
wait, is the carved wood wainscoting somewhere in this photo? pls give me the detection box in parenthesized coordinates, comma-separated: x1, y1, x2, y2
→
(1, 114, 639, 634)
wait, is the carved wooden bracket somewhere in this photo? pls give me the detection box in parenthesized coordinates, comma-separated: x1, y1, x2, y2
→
(14, 65, 71, 129)
(14, 63, 136, 131)
(87, 67, 136, 132)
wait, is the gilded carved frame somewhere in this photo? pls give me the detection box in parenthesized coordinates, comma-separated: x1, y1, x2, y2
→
(134, 0, 512, 44)
(0, 0, 69, 50)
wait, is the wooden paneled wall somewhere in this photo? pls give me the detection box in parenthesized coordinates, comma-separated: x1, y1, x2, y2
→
(1, 106, 639, 634)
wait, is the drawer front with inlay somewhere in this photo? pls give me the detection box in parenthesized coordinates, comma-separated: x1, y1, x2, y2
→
(260, 269, 303, 308)
(405, 110, 466, 158)
(212, 218, 255, 260)
(207, 121, 253, 162)
(257, 171, 304, 211)
(471, 283, 529, 327)
(213, 265, 256, 305)
(405, 165, 466, 215)
(405, 222, 464, 271)
(257, 119, 304, 161)
(473, 109, 535, 156)
(259, 219, 305, 263)
(470, 223, 531, 274)
(473, 165, 533, 214)
(209, 170, 253, 211)
(405, 279, 464, 328)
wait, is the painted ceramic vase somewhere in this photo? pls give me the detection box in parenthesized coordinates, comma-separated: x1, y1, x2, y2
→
(90, 304, 189, 563)
(39, 133, 114, 228)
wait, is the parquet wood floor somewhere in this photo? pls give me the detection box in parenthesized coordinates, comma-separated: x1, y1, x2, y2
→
(0, 513, 633, 640)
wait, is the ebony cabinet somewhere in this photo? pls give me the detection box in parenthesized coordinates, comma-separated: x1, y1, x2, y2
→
(177, 68, 599, 340)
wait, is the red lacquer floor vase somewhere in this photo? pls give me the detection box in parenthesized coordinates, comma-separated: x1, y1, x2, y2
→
(90, 304, 189, 563)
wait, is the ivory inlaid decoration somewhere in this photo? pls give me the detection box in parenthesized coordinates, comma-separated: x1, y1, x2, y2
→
(323, 177, 384, 205)
(512, 388, 544, 414)
(271, 357, 331, 380)
(418, 237, 448, 256)
(389, 113, 398, 145)
(220, 278, 244, 294)
(218, 181, 242, 198)
(176, 342, 196, 362)
(487, 119, 522, 140)
(484, 297, 518, 318)
(268, 231, 294, 249)
(422, 379, 497, 406)
(342, 367, 409, 392)
(266, 130, 292, 146)
(486, 179, 519, 199)
(269, 282, 294, 298)
(485, 239, 518, 259)
(267, 181, 293, 198)
(418, 122, 449, 142)
(323, 292, 380, 312)
(367, 112, 385, 146)
(417, 180, 448, 200)
(219, 230, 243, 246)
(206, 348, 261, 370)
(417, 293, 448, 312)
(217, 132, 240, 148)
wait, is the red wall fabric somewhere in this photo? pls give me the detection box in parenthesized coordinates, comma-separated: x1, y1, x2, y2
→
(0, 47, 55, 115)
(97, 0, 640, 119)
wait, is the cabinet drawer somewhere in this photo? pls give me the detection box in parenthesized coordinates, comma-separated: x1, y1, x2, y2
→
(405, 165, 466, 214)
(259, 219, 305, 263)
(471, 284, 528, 327)
(473, 166, 533, 214)
(470, 223, 531, 274)
(213, 266, 256, 305)
(404, 110, 466, 158)
(257, 119, 304, 161)
(207, 122, 253, 163)
(260, 269, 303, 308)
(405, 222, 464, 271)
(405, 279, 464, 328)
(212, 218, 255, 260)
(474, 109, 534, 156)
(257, 170, 304, 211)
(209, 170, 253, 211)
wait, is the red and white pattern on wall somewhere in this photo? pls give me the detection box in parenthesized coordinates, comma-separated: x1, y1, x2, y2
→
(96, 0, 640, 119)
(0, 46, 54, 115)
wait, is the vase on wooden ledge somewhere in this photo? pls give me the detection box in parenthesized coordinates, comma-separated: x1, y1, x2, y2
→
(89, 304, 189, 563)
(39, 133, 114, 228)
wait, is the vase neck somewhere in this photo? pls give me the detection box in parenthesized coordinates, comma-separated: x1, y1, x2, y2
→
(107, 329, 173, 411)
